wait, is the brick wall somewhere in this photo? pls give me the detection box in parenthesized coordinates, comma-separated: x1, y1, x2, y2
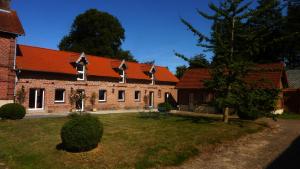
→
(0, 33, 16, 101)
(16, 71, 177, 113)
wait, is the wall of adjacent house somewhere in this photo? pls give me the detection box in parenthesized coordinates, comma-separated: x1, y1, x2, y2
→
(177, 89, 215, 112)
(0, 33, 16, 105)
(15, 71, 177, 113)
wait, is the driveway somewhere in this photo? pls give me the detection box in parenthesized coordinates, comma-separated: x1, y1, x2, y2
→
(167, 119, 300, 169)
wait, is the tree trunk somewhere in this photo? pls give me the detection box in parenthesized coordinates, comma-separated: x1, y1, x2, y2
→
(223, 107, 229, 123)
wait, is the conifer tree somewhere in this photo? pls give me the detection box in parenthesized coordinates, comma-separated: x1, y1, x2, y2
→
(248, 0, 285, 63)
(180, 0, 268, 123)
(285, 0, 300, 69)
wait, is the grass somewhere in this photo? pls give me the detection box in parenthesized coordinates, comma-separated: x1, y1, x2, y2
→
(278, 112, 300, 120)
(0, 113, 265, 169)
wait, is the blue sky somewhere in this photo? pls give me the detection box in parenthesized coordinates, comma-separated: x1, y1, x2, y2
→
(12, 0, 217, 73)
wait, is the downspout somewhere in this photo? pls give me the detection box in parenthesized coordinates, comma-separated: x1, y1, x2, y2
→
(13, 37, 17, 102)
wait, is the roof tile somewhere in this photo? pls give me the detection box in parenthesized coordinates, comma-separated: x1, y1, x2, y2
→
(16, 45, 179, 83)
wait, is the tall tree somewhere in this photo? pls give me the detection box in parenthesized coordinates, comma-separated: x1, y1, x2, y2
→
(181, 0, 269, 123)
(175, 65, 188, 79)
(285, 0, 300, 69)
(175, 53, 210, 68)
(248, 0, 285, 63)
(59, 9, 136, 62)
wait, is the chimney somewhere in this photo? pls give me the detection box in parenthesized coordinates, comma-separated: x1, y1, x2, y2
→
(0, 0, 10, 10)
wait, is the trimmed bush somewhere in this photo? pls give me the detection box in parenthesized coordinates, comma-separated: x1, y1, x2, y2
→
(0, 103, 26, 120)
(61, 113, 103, 152)
(158, 102, 172, 112)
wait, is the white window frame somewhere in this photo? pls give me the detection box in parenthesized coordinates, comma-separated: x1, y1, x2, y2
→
(134, 91, 141, 101)
(98, 90, 107, 102)
(119, 70, 126, 83)
(151, 73, 155, 85)
(54, 89, 65, 103)
(77, 65, 85, 81)
(118, 90, 125, 102)
(28, 88, 45, 110)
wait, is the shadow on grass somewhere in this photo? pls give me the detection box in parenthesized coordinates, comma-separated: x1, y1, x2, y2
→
(266, 135, 300, 169)
(172, 114, 222, 124)
(137, 112, 169, 120)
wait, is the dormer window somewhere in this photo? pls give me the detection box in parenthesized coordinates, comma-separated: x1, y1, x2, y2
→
(149, 65, 156, 85)
(111, 59, 127, 83)
(151, 73, 155, 85)
(120, 69, 126, 83)
(75, 52, 88, 81)
(77, 64, 85, 80)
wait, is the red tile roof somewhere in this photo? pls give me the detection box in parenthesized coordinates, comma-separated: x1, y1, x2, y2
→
(176, 63, 287, 89)
(16, 45, 179, 83)
(0, 10, 24, 35)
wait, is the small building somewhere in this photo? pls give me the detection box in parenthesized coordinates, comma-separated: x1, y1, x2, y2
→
(284, 70, 300, 113)
(0, 1, 179, 113)
(176, 63, 288, 114)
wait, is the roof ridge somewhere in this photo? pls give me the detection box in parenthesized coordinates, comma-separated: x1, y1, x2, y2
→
(17, 44, 169, 68)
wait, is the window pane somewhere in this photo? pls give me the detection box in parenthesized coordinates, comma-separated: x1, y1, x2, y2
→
(29, 89, 35, 108)
(55, 89, 65, 101)
(78, 73, 84, 80)
(118, 90, 125, 100)
(135, 91, 140, 100)
(99, 90, 106, 101)
(77, 65, 83, 71)
(36, 89, 44, 108)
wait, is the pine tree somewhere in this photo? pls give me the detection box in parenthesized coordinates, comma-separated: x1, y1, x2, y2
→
(285, 1, 300, 69)
(248, 0, 285, 63)
(180, 0, 269, 123)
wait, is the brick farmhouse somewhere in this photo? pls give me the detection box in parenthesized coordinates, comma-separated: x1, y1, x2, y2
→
(0, 2, 178, 113)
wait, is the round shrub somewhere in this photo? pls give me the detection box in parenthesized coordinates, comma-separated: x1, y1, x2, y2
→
(158, 102, 172, 112)
(0, 103, 26, 120)
(61, 113, 103, 152)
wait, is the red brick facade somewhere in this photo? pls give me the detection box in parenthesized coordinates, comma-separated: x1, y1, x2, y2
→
(0, 33, 16, 101)
(16, 71, 177, 113)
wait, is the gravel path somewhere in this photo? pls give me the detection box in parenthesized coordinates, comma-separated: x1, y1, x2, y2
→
(167, 119, 300, 169)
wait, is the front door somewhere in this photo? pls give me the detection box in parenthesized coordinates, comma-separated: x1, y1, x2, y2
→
(29, 88, 44, 110)
(149, 91, 154, 108)
(75, 90, 84, 111)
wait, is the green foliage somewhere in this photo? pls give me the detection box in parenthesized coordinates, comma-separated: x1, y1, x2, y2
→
(236, 87, 280, 120)
(175, 53, 209, 68)
(59, 9, 136, 62)
(158, 102, 172, 112)
(61, 113, 103, 152)
(16, 86, 26, 105)
(247, 0, 285, 64)
(285, 2, 300, 69)
(175, 65, 188, 79)
(0, 103, 26, 120)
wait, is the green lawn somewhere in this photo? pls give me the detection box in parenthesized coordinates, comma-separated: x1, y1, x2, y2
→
(0, 113, 265, 169)
(278, 113, 300, 120)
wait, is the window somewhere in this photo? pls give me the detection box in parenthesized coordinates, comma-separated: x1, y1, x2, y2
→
(118, 90, 125, 101)
(99, 90, 107, 102)
(77, 64, 85, 80)
(151, 73, 155, 85)
(55, 89, 65, 103)
(158, 90, 161, 98)
(134, 91, 141, 101)
(29, 88, 44, 110)
(120, 70, 126, 83)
